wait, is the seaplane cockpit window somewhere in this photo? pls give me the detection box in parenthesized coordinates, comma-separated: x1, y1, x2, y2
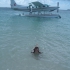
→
(32, 7, 34, 8)
(38, 6, 41, 8)
(43, 5, 45, 7)
(36, 6, 37, 8)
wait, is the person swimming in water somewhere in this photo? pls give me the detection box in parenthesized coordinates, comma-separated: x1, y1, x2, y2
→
(31, 45, 41, 54)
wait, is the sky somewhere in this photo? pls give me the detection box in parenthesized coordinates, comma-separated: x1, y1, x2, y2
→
(0, 0, 70, 10)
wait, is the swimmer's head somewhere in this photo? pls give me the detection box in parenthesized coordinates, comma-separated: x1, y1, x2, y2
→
(33, 47, 39, 53)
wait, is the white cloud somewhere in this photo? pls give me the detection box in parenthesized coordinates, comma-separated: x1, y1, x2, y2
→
(0, 0, 10, 7)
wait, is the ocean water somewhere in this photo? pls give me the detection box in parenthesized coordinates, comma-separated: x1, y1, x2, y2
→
(0, 7, 70, 70)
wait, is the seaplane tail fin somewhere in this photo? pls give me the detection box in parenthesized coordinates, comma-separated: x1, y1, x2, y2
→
(10, 0, 17, 8)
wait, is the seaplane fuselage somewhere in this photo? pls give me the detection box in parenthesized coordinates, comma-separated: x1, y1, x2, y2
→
(10, 0, 59, 12)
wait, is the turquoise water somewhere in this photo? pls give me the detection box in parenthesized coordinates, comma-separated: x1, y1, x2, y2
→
(0, 8, 70, 70)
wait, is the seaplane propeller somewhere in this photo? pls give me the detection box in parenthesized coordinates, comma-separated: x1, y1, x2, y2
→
(29, 3, 33, 13)
(57, 2, 59, 13)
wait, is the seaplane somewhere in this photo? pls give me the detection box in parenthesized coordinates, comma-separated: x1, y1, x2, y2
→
(10, 0, 61, 18)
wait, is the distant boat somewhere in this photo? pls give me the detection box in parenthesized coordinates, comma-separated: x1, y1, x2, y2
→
(67, 9, 70, 11)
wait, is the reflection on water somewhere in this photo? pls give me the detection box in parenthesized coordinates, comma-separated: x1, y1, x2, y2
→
(32, 53, 42, 60)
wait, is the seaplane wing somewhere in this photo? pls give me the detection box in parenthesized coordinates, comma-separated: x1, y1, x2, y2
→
(10, 0, 59, 12)
(31, 1, 59, 12)
(31, 1, 45, 7)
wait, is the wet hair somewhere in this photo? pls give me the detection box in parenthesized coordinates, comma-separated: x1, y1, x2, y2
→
(33, 47, 39, 53)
